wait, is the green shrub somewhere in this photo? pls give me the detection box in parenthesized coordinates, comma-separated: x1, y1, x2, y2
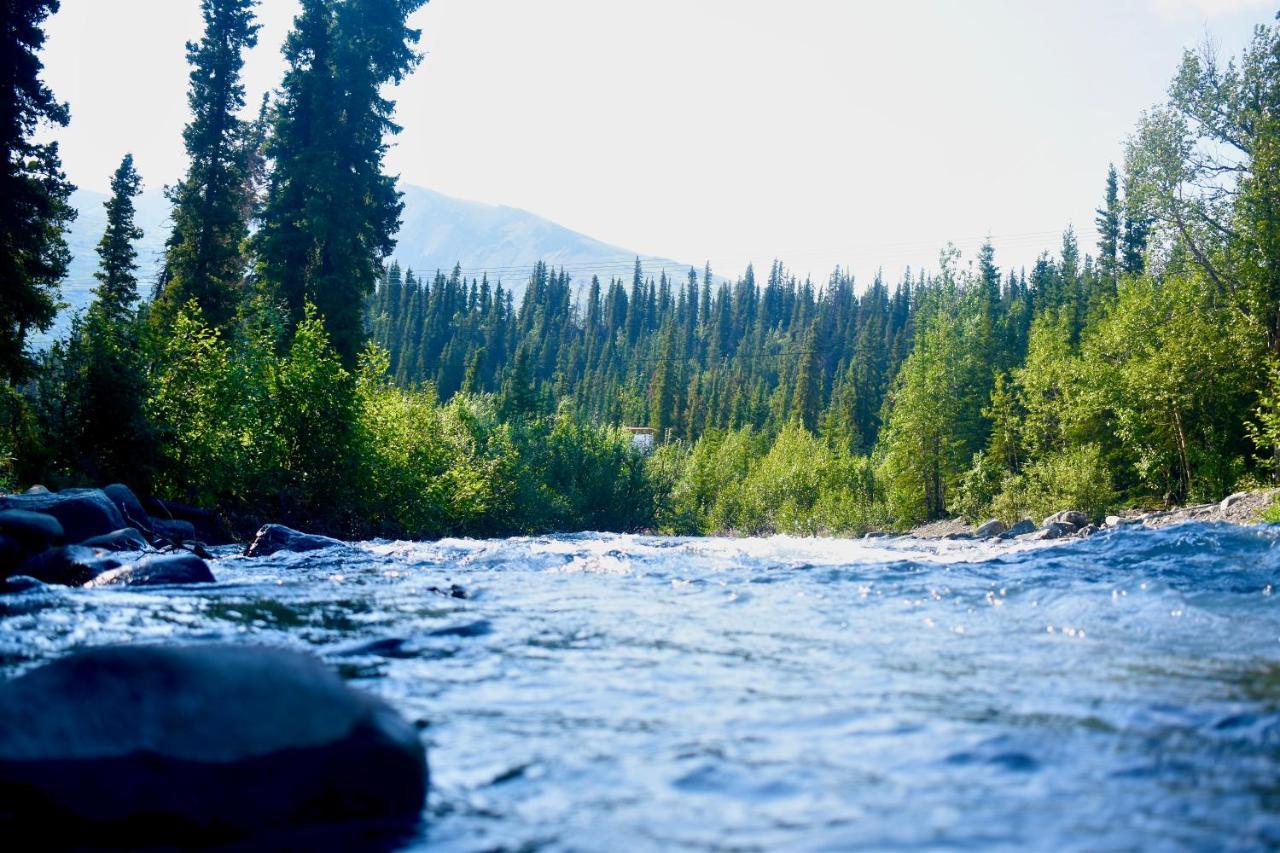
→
(991, 443, 1116, 523)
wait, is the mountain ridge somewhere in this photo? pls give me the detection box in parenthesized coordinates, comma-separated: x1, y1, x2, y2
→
(38, 183, 699, 345)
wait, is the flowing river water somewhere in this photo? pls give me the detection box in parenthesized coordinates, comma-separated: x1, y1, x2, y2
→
(2, 524, 1279, 850)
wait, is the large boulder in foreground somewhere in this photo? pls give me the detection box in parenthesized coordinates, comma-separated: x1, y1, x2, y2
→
(245, 523, 345, 557)
(0, 645, 428, 845)
(0, 489, 125, 545)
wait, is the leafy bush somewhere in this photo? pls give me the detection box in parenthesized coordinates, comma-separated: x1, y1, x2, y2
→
(990, 443, 1116, 523)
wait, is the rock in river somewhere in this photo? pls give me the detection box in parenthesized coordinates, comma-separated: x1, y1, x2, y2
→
(79, 527, 149, 552)
(13, 546, 119, 586)
(0, 645, 428, 845)
(85, 553, 214, 587)
(0, 489, 125, 545)
(245, 523, 345, 557)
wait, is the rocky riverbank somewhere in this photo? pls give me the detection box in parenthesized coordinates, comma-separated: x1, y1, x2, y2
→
(909, 488, 1280, 541)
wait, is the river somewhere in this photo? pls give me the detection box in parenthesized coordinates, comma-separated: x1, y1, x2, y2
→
(2, 524, 1279, 850)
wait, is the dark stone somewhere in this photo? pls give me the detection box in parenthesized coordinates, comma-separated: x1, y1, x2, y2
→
(0, 645, 428, 845)
(85, 553, 214, 588)
(1039, 522, 1076, 540)
(427, 619, 492, 638)
(245, 524, 344, 558)
(101, 484, 152, 535)
(998, 519, 1037, 540)
(14, 546, 110, 586)
(79, 528, 149, 552)
(974, 519, 1007, 539)
(0, 510, 64, 548)
(151, 518, 197, 544)
(144, 498, 234, 545)
(185, 541, 214, 559)
(427, 583, 469, 600)
(0, 489, 125, 546)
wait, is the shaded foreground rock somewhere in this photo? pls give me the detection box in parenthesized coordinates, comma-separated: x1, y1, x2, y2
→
(0, 510, 63, 549)
(14, 546, 118, 586)
(85, 553, 214, 588)
(0, 645, 428, 845)
(79, 527, 149, 552)
(246, 523, 345, 557)
(0, 489, 124, 545)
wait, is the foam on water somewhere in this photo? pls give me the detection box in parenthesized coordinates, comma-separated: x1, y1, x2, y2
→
(2, 523, 1279, 850)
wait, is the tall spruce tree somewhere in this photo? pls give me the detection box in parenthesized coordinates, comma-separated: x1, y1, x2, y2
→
(0, 0, 75, 384)
(256, 0, 426, 365)
(155, 0, 260, 331)
(1095, 164, 1120, 289)
(93, 154, 144, 318)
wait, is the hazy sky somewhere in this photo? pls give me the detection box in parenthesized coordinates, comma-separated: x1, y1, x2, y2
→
(40, 0, 1276, 283)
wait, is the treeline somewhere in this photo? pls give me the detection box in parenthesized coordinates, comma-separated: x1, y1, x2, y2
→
(2, 1, 1278, 539)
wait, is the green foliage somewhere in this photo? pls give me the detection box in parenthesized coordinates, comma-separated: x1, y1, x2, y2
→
(1082, 273, 1261, 503)
(990, 444, 1116, 524)
(0, 0, 76, 384)
(155, 0, 261, 331)
(657, 424, 884, 536)
(878, 254, 990, 525)
(93, 154, 144, 317)
(1247, 360, 1280, 483)
(255, 0, 426, 365)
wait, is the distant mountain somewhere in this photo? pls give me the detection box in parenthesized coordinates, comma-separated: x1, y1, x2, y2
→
(37, 184, 697, 346)
(393, 185, 695, 289)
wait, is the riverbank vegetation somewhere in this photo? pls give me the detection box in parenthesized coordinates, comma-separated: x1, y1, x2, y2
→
(2, 1, 1278, 538)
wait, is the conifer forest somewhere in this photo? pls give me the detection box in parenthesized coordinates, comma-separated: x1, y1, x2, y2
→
(4, 1, 1280, 540)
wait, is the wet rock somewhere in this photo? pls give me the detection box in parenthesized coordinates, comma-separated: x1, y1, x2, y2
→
(1042, 510, 1088, 531)
(0, 489, 125, 545)
(0, 576, 45, 595)
(1077, 524, 1099, 537)
(0, 510, 64, 549)
(151, 517, 197, 544)
(184, 540, 214, 559)
(974, 519, 1007, 539)
(23, 485, 50, 495)
(245, 524, 344, 558)
(14, 546, 115, 586)
(85, 553, 214, 588)
(0, 645, 428, 845)
(428, 619, 492, 638)
(79, 528, 149, 552)
(427, 583, 469, 600)
(101, 484, 152, 535)
(998, 519, 1036, 539)
(1039, 522, 1076, 540)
